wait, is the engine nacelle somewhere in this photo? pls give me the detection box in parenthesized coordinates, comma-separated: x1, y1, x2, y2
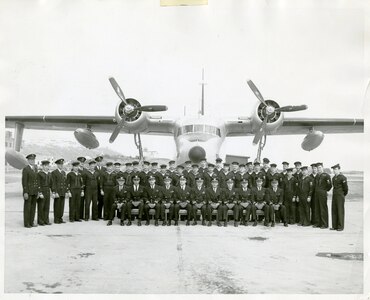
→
(114, 98, 149, 133)
(301, 130, 324, 151)
(5, 149, 28, 169)
(251, 100, 284, 134)
(74, 128, 99, 149)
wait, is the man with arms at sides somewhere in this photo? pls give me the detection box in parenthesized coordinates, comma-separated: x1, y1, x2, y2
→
(282, 168, 298, 224)
(107, 176, 130, 226)
(37, 160, 52, 225)
(82, 160, 100, 221)
(251, 177, 270, 226)
(77, 156, 87, 221)
(314, 162, 332, 229)
(51, 158, 68, 224)
(297, 166, 313, 226)
(192, 177, 207, 226)
(144, 175, 164, 226)
(66, 161, 84, 222)
(162, 176, 178, 226)
(239, 178, 255, 226)
(100, 162, 117, 221)
(267, 179, 288, 227)
(127, 175, 145, 226)
(310, 163, 319, 226)
(95, 155, 106, 219)
(175, 176, 193, 226)
(223, 178, 241, 227)
(205, 178, 224, 227)
(330, 164, 348, 231)
(22, 154, 39, 228)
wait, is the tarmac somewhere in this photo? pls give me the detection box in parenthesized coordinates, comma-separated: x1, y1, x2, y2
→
(3, 170, 364, 294)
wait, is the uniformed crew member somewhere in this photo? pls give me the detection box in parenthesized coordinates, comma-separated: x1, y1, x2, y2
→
(77, 156, 87, 220)
(199, 158, 208, 174)
(183, 160, 192, 177)
(82, 160, 100, 221)
(113, 162, 123, 177)
(175, 176, 193, 225)
(223, 178, 241, 227)
(218, 163, 232, 188)
(297, 166, 313, 226)
(314, 162, 332, 229)
(236, 164, 250, 188)
(127, 175, 145, 226)
(107, 176, 130, 226)
(22, 154, 39, 228)
(37, 160, 52, 225)
(330, 164, 348, 231)
(214, 158, 223, 175)
(267, 179, 287, 227)
(239, 178, 255, 226)
(282, 168, 298, 224)
(95, 155, 106, 219)
(172, 165, 187, 187)
(162, 176, 178, 226)
(100, 162, 117, 220)
(251, 178, 270, 226)
(261, 157, 270, 175)
(252, 161, 266, 188)
(281, 161, 289, 179)
(66, 161, 84, 222)
(138, 161, 151, 187)
(144, 175, 164, 226)
(157, 164, 171, 186)
(168, 160, 177, 173)
(205, 178, 224, 226)
(192, 177, 207, 225)
(203, 163, 217, 188)
(187, 164, 202, 188)
(51, 158, 68, 224)
(123, 162, 133, 186)
(310, 163, 318, 226)
(265, 163, 282, 188)
(293, 161, 303, 223)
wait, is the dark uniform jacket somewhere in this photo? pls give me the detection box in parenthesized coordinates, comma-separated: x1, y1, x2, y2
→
(66, 171, 84, 190)
(239, 187, 254, 204)
(218, 171, 234, 188)
(82, 170, 99, 191)
(122, 171, 133, 186)
(114, 185, 131, 202)
(267, 187, 284, 204)
(95, 165, 106, 190)
(265, 172, 282, 188)
(138, 170, 151, 187)
(176, 185, 193, 202)
(223, 187, 240, 203)
(187, 171, 203, 188)
(192, 186, 207, 203)
(145, 185, 164, 203)
(332, 174, 348, 196)
(129, 184, 146, 201)
(172, 172, 187, 187)
(298, 175, 313, 199)
(156, 171, 172, 187)
(51, 169, 68, 196)
(203, 172, 217, 188)
(251, 171, 266, 188)
(282, 176, 298, 199)
(252, 187, 268, 203)
(315, 172, 332, 193)
(22, 165, 39, 196)
(162, 185, 177, 202)
(38, 171, 51, 191)
(294, 171, 303, 182)
(205, 187, 224, 203)
(100, 171, 117, 190)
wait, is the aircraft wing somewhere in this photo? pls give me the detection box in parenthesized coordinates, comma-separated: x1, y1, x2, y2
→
(225, 117, 364, 137)
(5, 115, 176, 136)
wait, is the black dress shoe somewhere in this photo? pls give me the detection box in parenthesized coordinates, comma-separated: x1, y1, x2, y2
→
(192, 221, 197, 226)
(120, 220, 124, 226)
(107, 220, 113, 226)
(330, 228, 337, 230)
(174, 220, 178, 226)
(60, 220, 66, 223)
(145, 220, 150, 226)
(25, 225, 32, 228)
(224, 221, 227, 227)
(162, 221, 167, 226)
(337, 228, 343, 231)
(207, 221, 212, 226)
(127, 221, 132, 226)
(253, 221, 257, 226)
(75, 219, 82, 222)
(69, 220, 74, 223)
(320, 226, 328, 229)
(264, 222, 269, 227)
(234, 221, 238, 227)
(138, 220, 142, 226)
(167, 220, 171, 226)
(155, 220, 159, 226)
(45, 222, 52, 225)
(186, 220, 190, 226)
(38, 223, 45, 226)
(202, 220, 206, 226)
(271, 222, 275, 227)
(92, 218, 99, 221)
(31, 224, 38, 227)
(217, 222, 221, 227)
(284, 223, 288, 227)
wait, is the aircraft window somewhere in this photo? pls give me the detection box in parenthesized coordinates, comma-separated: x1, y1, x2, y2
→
(177, 124, 221, 137)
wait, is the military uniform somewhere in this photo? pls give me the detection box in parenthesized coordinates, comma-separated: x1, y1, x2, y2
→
(51, 160, 68, 224)
(309, 164, 318, 226)
(22, 156, 39, 228)
(203, 170, 217, 188)
(314, 166, 332, 228)
(175, 183, 193, 224)
(297, 169, 313, 226)
(205, 184, 224, 226)
(66, 165, 84, 222)
(37, 166, 52, 225)
(187, 169, 203, 188)
(251, 184, 270, 225)
(82, 165, 100, 220)
(267, 185, 287, 226)
(144, 182, 164, 225)
(127, 180, 145, 225)
(218, 169, 234, 188)
(108, 183, 130, 225)
(95, 157, 106, 219)
(100, 166, 117, 220)
(192, 182, 207, 225)
(77, 157, 88, 220)
(239, 184, 254, 225)
(265, 170, 282, 188)
(162, 180, 178, 225)
(222, 185, 241, 226)
(331, 165, 348, 231)
(282, 172, 298, 224)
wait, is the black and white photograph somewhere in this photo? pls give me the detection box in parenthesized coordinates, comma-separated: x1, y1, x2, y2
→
(1, 0, 369, 298)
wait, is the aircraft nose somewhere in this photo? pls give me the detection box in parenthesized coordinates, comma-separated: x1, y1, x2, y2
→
(188, 146, 206, 163)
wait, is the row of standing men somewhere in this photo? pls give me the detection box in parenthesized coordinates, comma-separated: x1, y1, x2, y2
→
(21, 156, 348, 230)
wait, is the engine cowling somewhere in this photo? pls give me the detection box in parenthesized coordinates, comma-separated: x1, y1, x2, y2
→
(74, 128, 99, 149)
(5, 149, 28, 169)
(114, 98, 149, 133)
(301, 131, 324, 151)
(251, 100, 284, 134)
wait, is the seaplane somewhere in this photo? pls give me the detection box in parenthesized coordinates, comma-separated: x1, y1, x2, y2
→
(5, 73, 364, 169)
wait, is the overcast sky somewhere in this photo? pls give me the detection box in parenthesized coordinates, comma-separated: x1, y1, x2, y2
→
(0, 0, 369, 170)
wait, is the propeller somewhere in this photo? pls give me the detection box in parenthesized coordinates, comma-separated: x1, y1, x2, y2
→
(247, 79, 308, 145)
(108, 77, 168, 143)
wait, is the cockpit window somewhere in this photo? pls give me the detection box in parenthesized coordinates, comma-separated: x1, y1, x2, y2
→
(177, 125, 221, 137)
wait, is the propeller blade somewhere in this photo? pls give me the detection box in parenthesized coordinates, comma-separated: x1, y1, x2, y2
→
(109, 77, 127, 105)
(247, 80, 267, 106)
(252, 117, 268, 145)
(276, 105, 308, 112)
(133, 105, 168, 112)
(109, 117, 126, 143)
